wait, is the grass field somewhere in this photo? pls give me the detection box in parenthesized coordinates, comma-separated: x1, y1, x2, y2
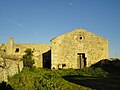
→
(64, 60, 120, 90)
(0, 59, 120, 90)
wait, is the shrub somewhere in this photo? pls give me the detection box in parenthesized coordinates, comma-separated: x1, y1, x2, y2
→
(8, 68, 81, 90)
(82, 67, 109, 77)
(22, 49, 35, 69)
(55, 67, 108, 78)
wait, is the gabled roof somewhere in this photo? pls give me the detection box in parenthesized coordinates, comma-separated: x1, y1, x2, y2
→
(50, 28, 108, 42)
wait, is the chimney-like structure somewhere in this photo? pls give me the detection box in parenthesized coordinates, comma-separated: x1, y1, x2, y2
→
(6, 37, 14, 54)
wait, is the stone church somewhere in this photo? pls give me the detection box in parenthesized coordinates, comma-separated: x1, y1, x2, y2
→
(0, 28, 109, 69)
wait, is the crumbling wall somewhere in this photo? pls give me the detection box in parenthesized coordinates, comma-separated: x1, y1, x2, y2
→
(1, 38, 51, 68)
(0, 57, 23, 82)
(6, 43, 51, 68)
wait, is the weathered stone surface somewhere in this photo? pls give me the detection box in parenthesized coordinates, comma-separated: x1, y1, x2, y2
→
(0, 58, 4, 68)
(0, 28, 109, 70)
(0, 58, 23, 82)
(0, 38, 51, 68)
(51, 28, 109, 69)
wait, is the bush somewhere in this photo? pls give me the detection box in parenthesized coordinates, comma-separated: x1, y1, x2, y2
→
(22, 49, 35, 69)
(8, 68, 81, 90)
(55, 67, 108, 78)
(8, 67, 108, 90)
(82, 67, 109, 77)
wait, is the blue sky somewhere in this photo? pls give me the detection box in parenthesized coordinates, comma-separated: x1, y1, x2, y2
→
(0, 0, 120, 58)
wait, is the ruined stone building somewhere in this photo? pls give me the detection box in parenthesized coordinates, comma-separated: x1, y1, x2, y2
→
(0, 28, 109, 69)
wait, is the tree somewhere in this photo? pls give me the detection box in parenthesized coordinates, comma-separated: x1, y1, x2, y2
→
(22, 49, 35, 69)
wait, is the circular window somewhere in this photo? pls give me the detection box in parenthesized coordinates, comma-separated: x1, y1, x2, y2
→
(80, 37, 83, 40)
(76, 35, 84, 41)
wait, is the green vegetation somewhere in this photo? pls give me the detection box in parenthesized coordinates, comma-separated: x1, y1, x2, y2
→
(8, 68, 80, 90)
(7, 67, 108, 90)
(22, 49, 35, 69)
(6, 58, 120, 90)
(55, 67, 108, 78)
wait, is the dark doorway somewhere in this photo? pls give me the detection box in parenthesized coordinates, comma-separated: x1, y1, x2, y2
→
(42, 50, 51, 69)
(77, 53, 86, 69)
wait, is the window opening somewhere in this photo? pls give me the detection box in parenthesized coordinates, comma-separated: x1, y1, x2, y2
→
(80, 37, 83, 40)
(15, 48, 19, 53)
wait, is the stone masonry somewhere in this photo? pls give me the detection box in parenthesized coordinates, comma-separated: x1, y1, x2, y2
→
(51, 28, 109, 69)
(0, 28, 109, 70)
(0, 57, 23, 82)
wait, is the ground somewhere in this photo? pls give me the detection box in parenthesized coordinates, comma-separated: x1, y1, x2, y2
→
(0, 59, 120, 90)
(64, 59, 120, 90)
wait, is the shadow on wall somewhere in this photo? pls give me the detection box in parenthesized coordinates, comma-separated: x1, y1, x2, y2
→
(0, 81, 14, 90)
(42, 50, 51, 69)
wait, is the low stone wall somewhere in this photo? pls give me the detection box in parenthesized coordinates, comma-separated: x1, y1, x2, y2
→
(0, 58, 23, 82)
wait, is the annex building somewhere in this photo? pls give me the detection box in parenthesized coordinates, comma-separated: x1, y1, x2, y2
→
(0, 28, 109, 69)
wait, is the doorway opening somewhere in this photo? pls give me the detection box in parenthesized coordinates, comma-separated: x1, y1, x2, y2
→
(77, 53, 87, 69)
(42, 50, 51, 69)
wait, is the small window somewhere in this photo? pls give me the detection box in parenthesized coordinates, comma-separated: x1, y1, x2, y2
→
(62, 64, 66, 67)
(15, 48, 19, 53)
(52, 67, 55, 69)
(3, 50, 6, 52)
(80, 37, 83, 40)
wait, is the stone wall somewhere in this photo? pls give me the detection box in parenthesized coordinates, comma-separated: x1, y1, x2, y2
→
(12, 44, 51, 68)
(0, 57, 23, 82)
(51, 28, 109, 69)
(0, 39, 51, 81)
(0, 28, 109, 70)
(2, 38, 51, 68)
